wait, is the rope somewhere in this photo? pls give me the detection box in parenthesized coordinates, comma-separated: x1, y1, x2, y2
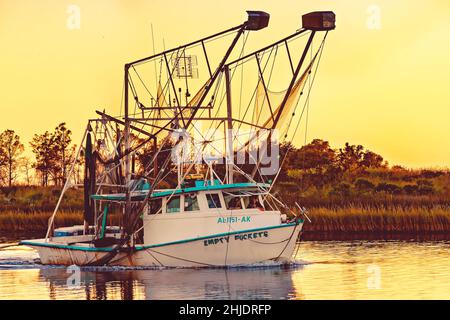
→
(0, 243, 19, 250)
(266, 32, 328, 193)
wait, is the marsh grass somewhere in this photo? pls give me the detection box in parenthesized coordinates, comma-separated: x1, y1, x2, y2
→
(0, 210, 121, 233)
(0, 186, 83, 213)
(1, 206, 449, 240)
(0, 211, 83, 233)
(303, 205, 450, 234)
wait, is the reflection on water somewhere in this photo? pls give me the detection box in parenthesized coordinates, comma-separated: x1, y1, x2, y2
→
(0, 241, 449, 300)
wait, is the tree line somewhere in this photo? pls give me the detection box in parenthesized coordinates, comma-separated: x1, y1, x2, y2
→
(276, 139, 449, 208)
(0, 123, 77, 187)
(1, 124, 447, 199)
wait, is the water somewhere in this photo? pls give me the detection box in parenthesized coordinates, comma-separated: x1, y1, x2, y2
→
(0, 241, 449, 300)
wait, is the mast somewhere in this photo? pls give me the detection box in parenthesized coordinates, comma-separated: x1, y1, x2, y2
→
(224, 66, 234, 184)
(124, 63, 131, 237)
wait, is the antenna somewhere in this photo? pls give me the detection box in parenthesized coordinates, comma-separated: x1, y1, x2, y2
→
(151, 23, 158, 88)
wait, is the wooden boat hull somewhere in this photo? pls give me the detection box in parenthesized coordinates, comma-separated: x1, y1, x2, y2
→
(21, 222, 302, 268)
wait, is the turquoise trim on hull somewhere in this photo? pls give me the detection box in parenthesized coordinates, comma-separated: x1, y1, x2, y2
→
(90, 182, 271, 201)
(19, 222, 301, 253)
(19, 241, 113, 252)
(135, 222, 301, 250)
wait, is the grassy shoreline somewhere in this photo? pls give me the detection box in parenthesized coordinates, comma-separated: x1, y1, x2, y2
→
(1, 206, 449, 241)
(301, 206, 450, 240)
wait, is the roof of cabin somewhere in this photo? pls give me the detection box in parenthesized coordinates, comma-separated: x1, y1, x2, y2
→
(90, 182, 270, 202)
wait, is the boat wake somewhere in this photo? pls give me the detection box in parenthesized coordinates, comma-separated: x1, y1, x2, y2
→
(226, 259, 310, 269)
(0, 246, 43, 270)
(0, 245, 311, 271)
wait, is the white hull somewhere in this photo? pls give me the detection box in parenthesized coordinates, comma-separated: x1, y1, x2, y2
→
(22, 222, 302, 268)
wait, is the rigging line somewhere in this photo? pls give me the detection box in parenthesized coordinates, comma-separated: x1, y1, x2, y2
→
(154, 141, 210, 206)
(203, 27, 237, 44)
(224, 212, 232, 266)
(300, 40, 314, 193)
(145, 248, 215, 267)
(129, 57, 181, 140)
(90, 30, 240, 181)
(129, 104, 173, 142)
(256, 44, 279, 126)
(135, 154, 267, 249)
(182, 49, 190, 106)
(196, 31, 248, 124)
(293, 235, 302, 260)
(131, 27, 239, 68)
(238, 32, 246, 120)
(193, 74, 224, 140)
(128, 105, 149, 143)
(250, 46, 275, 128)
(251, 45, 277, 126)
(184, 103, 255, 156)
(151, 23, 158, 87)
(305, 37, 313, 144)
(93, 134, 125, 193)
(245, 46, 279, 179)
(143, 248, 165, 267)
(93, 133, 165, 195)
(133, 101, 138, 121)
(167, 47, 188, 128)
(156, 54, 178, 109)
(231, 46, 277, 182)
(233, 44, 275, 135)
(266, 34, 328, 201)
(231, 164, 265, 188)
(128, 74, 138, 99)
(195, 32, 249, 142)
(290, 32, 327, 143)
(277, 35, 325, 145)
(229, 33, 309, 141)
(131, 65, 155, 101)
(221, 211, 297, 262)
(182, 71, 224, 139)
(120, 79, 125, 117)
(212, 71, 225, 111)
(0, 243, 19, 250)
(281, 36, 315, 145)
(228, 30, 310, 70)
(258, 44, 278, 124)
(138, 47, 183, 113)
(274, 223, 299, 259)
(141, 134, 171, 176)
(128, 76, 140, 111)
(158, 56, 164, 83)
(212, 70, 224, 108)
(132, 208, 166, 245)
(158, 47, 183, 106)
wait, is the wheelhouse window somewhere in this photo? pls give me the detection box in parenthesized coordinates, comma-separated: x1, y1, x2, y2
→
(166, 196, 181, 213)
(224, 193, 243, 210)
(149, 198, 162, 215)
(246, 195, 264, 210)
(184, 193, 199, 212)
(206, 193, 222, 209)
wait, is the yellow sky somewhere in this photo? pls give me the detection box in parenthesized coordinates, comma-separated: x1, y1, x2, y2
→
(1, 0, 449, 168)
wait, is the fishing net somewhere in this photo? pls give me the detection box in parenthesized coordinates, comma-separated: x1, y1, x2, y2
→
(255, 55, 316, 130)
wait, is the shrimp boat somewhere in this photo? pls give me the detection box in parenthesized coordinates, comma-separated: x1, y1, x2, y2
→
(21, 11, 335, 267)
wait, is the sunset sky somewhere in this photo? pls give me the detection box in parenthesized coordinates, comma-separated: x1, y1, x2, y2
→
(1, 0, 449, 168)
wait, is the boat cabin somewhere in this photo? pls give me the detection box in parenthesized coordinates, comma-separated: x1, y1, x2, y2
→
(149, 187, 266, 215)
(90, 180, 285, 246)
